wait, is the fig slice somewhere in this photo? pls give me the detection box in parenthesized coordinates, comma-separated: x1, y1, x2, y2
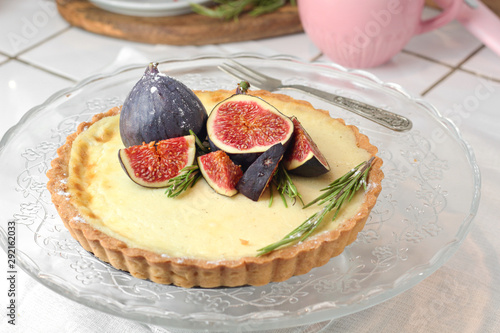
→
(198, 150, 243, 197)
(118, 135, 196, 188)
(206, 92, 294, 168)
(236, 143, 286, 201)
(283, 117, 330, 177)
(120, 63, 208, 148)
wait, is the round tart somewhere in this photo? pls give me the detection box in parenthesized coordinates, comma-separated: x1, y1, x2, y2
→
(47, 90, 383, 288)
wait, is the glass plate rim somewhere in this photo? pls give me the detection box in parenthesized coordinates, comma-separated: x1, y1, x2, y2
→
(0, 52, 482, 330)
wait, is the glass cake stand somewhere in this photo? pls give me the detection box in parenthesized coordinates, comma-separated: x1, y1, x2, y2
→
(0, 54, 481, 331)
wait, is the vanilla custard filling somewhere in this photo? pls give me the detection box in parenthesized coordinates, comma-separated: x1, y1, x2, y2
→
(67, 93, 372, 260)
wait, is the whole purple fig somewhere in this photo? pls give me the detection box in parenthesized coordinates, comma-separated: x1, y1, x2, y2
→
(120, 63, 208, 147)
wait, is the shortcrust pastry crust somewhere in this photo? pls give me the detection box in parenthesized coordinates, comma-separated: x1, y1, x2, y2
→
(47, 90, 383, 288)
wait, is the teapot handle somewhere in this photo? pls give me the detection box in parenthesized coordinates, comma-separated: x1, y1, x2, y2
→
(457, 0, 500, 58)
(417, 0, 463, 34)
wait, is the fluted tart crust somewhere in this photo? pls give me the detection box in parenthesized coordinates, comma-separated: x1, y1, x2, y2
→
(47, 90, 383, 288)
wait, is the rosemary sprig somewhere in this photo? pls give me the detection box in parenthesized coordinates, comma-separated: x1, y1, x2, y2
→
(191, 0, 296, 21)
(164, 130, 207, 198)
(164, 165, 202, 198)
(189, 130, 210, 155)
(257, 157, 375, 256)
(270, 163, 303, 208)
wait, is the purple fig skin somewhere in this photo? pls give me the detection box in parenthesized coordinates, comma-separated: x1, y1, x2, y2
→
(288, 158, 330, 177)
(236, 143, 286, 201)
(208, 139, 259, 170)
(206, 93, 294, 170)
(209, 137, 292, 171)
(120, 63, 208, 147)
(283, 117, 330, 177)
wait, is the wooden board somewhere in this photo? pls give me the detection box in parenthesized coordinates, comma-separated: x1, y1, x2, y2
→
(426, 0, 500, 17)
(56, 0, 303, 45)
(481, 0, 500, 17)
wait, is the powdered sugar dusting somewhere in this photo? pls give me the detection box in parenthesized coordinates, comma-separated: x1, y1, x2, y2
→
(72, 216, 87, 224)
(367, 181, 380, 192)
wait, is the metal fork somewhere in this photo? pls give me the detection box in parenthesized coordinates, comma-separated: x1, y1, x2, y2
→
(219, 60, 412, 132)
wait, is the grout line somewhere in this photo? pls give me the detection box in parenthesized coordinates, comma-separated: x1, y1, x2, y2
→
(0, 26, 75, 79)
(419, 45, 486, 96)
(456, 46, 500, 83)
(401, 49, 455, 70)
(310, 48, 500, 93)
(0, 50, 13, 66)
(14, 26, 72, 58)
(310, 52, 323, 62)
(0, 58, 10, 66)
(458, 68, 500, 84)
(420, 68, 455, 96)
(15, 58, 77, 83)
(454, 45, 485, 67)
(400, 48, 455, 96)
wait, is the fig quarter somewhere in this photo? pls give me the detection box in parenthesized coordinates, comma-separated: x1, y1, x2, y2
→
(236, 143, 286, 201)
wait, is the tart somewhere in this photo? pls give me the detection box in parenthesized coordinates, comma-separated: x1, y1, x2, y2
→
(47, 89, 383, 288)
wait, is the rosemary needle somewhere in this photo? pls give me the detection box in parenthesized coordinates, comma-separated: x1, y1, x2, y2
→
(164, 165, 202, 198)
(257, 157, 375, 256)
(191, 0, 296, 21)
(270, 163, 303, 208)
(189, 130, 210, 155)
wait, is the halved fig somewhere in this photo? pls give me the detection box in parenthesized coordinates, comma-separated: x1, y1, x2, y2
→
(283, 117, 330, 177)
(236, 143, 286, 201)
(207, 92, 294, 168)
(198, 150, 243, 197)
(120, 63, 208, 147)
(118, 135, 196, 188)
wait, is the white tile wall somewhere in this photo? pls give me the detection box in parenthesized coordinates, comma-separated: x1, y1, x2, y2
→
(462, 46, 500, 79)
(362, 52, 452, 96)
(0, 0, 69, 56)
(0, 60, 72, 136)
(220, 33, 322, 61)
(424, 69, 500, 135)
(0, 53, 9, 65)
(19, 27, 232, 81)
(403, 7, 483, 66)
(318, 51, 452, 96)
(18, 28, 154, 81)
(1, 4, 498, 138)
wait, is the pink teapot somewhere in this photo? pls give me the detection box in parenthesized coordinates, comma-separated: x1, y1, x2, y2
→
(298, 0, 462, 68)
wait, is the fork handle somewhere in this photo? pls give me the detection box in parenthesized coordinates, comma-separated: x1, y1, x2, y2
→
(286, 85, 412, 132)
